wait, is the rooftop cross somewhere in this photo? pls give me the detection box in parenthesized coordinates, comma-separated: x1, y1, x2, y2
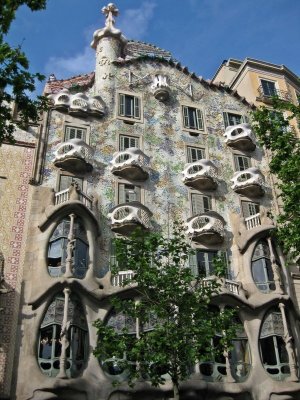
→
(102, 3, 119, 29)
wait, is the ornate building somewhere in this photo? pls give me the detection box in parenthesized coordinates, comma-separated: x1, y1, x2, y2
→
(1, 3, 300, 400)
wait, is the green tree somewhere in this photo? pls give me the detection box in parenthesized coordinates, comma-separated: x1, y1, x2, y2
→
(93, 223, 236, 400)
(251, 98, 300, 261)
(0, 0, 49, 145)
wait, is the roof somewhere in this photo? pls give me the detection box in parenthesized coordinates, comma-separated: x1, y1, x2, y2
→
(43, 72, 95, 95)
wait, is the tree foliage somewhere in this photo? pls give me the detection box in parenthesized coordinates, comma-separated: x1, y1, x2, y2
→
(0, 0, 49, 145)
(93, 223, 236, 399)
(251, 98, 300, 261)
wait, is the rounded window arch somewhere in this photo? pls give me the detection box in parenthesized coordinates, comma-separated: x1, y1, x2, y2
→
(259, 308, 290, 379)
(38, 292, 88, 378)
(251, 239, 275, 293)
(47, 214, 89, 278)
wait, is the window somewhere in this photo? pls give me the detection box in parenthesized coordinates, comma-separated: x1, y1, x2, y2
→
(233, 155, 251, 171)
(118, 93, 141, 120)
(251, 240, 275, 293)
(191, 193, 212, 216)
(187, 146, 205, 163)
(59, 175, 83, 191)
(38, 293, 88, 378)
(65, 126, 86, 141)
(47, 215, 89, 279)
(261, 79, 277, 97)
(118, 183, 141, 203)
(189, 251, 228, 278)
(223, 112, 243, 128)
(259, 309, 290, 379)
(182, 106, 204, 131)
(119, 135, 139, 151)
(241, 201, 259, 218)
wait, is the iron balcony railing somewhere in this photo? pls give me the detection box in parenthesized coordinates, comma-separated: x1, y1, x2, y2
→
(257, 86, 291, 102)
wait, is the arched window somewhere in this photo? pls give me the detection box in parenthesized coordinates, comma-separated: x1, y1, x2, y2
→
(230, 319, 251, 382)
(259, 308, 289, 379)
(38, 292, 88, 378)
(47, 215, 89, 278)
(251, 240, 275, 293)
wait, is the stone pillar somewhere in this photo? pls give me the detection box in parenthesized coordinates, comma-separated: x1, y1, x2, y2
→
(267, 237, 283, 294)
(58, 287, 71, 379)
(279, 302, 298, 381)
(64, 213, 75, 278)
(219, 305, 235, 383)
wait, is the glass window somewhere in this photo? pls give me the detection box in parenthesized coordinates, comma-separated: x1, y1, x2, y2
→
(223, 112, 243, 128)
(182, 106, 204, 131)
(187, 146, 205, 163)
(119, 135, 139, 151)
(47, 216, 89, 279)
(261, 80, 277, 97)
(118, 183, 141, 203)
(59, 175, 83, 191)
(65, 126, 86, 141)
(234, 155, 251, 171)
(119, 94, 141, 120)
(191, 193, 212, 216)
(251, 240, 275, 293)
(241, 201, 259, 218)
(260, 309, 290, 379)
(38, 293, 88, 378)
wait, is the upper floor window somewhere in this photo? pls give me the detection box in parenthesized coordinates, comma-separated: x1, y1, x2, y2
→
(119, 135, 139, 151)
(241, 200, 259, 218)
(223, 112, 244, 128)
(187, 146, 205, 163)
(118, 183, 141, 203)
(233, 154, 251, 171)
(182, 106, 204, 132)
(191, 193, 212, 216)
(251, 240, 275, 293)
(47, 215, 89, 279)
(59, 175, 83, 191)
(189, 251, 228, 278)
(65, 126, 86, 141)
(260, 79, 277, 97)
(118, 93, 141, 120)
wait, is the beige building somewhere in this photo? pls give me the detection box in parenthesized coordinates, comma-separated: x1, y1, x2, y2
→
(1, 4, 300, 400)
(212, 58, 300, 136)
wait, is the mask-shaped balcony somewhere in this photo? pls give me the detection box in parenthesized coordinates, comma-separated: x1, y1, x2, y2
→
(224, 123, 256, 151)
(182, 160, 218, 191)
(108, 202, 152, 236)
(53, 139, 94, 173)
(48, 90, 104, 117)
(110, 148, 149, 181)
(151, 74, 170, 101)
(186, 211, 225, 245)
(231, 167, 265, 198)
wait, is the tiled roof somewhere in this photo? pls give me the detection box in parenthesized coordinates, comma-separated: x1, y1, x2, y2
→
(43, 72, 95, 94)
(125, 40, 174, 61)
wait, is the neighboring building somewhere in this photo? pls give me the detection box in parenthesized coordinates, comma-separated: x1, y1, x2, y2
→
(1, 3, 300, 400)
(211, 57, 300, 136)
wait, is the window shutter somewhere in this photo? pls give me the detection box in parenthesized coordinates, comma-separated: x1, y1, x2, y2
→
(223, 112, 229, 128)
(130, 136, 138, 148)
(134, 96, 141, 119)
(119, 94, 125, 116)
(118, 183, 126, 204)
(243, 157, 250, 170)
(187, 147, 193, 163)
(191, 194, 204, 215)
(134, 185, 141, 202)
(183, 106, 189, 128)
(189, 253, 198, 277)
(241, 201, 251, 218)
(203, 195, 212, 212)
(196, 109, 204, 130)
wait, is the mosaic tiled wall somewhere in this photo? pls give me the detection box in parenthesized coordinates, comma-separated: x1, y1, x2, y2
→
(0, 144, 35, 397)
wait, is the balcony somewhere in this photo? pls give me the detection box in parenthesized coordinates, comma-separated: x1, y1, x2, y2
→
(182, 160, 218, 191)
(224, 123, 256, 152)
(244, 213, 261, 230)
(108, 202, 152, 235)
(110, 148, 149, 181)
(186, 212, 225, 245)
(111, 270, 134, 286)
(53, 139, 94, 173)
(54, 184, 94, 210)
(49, 89, 104, 117)
(231, 167, 266, 198)
(151, 74, 170, 101)
(257, 86, 291, 104)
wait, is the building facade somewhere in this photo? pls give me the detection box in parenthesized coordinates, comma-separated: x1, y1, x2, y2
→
(1, 4, 300, 400)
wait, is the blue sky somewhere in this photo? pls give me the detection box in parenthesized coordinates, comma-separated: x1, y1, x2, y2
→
(6, 0, 300, 92)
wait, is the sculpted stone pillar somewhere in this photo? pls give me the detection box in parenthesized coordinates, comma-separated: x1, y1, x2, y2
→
(64, 213, 75, 278)
(57, 287, 71, 379)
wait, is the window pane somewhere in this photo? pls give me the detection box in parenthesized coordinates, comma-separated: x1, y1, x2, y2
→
(227, 113, 242, 126)
(187, 147, 205, 163)
(261, 80, 277, 97)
